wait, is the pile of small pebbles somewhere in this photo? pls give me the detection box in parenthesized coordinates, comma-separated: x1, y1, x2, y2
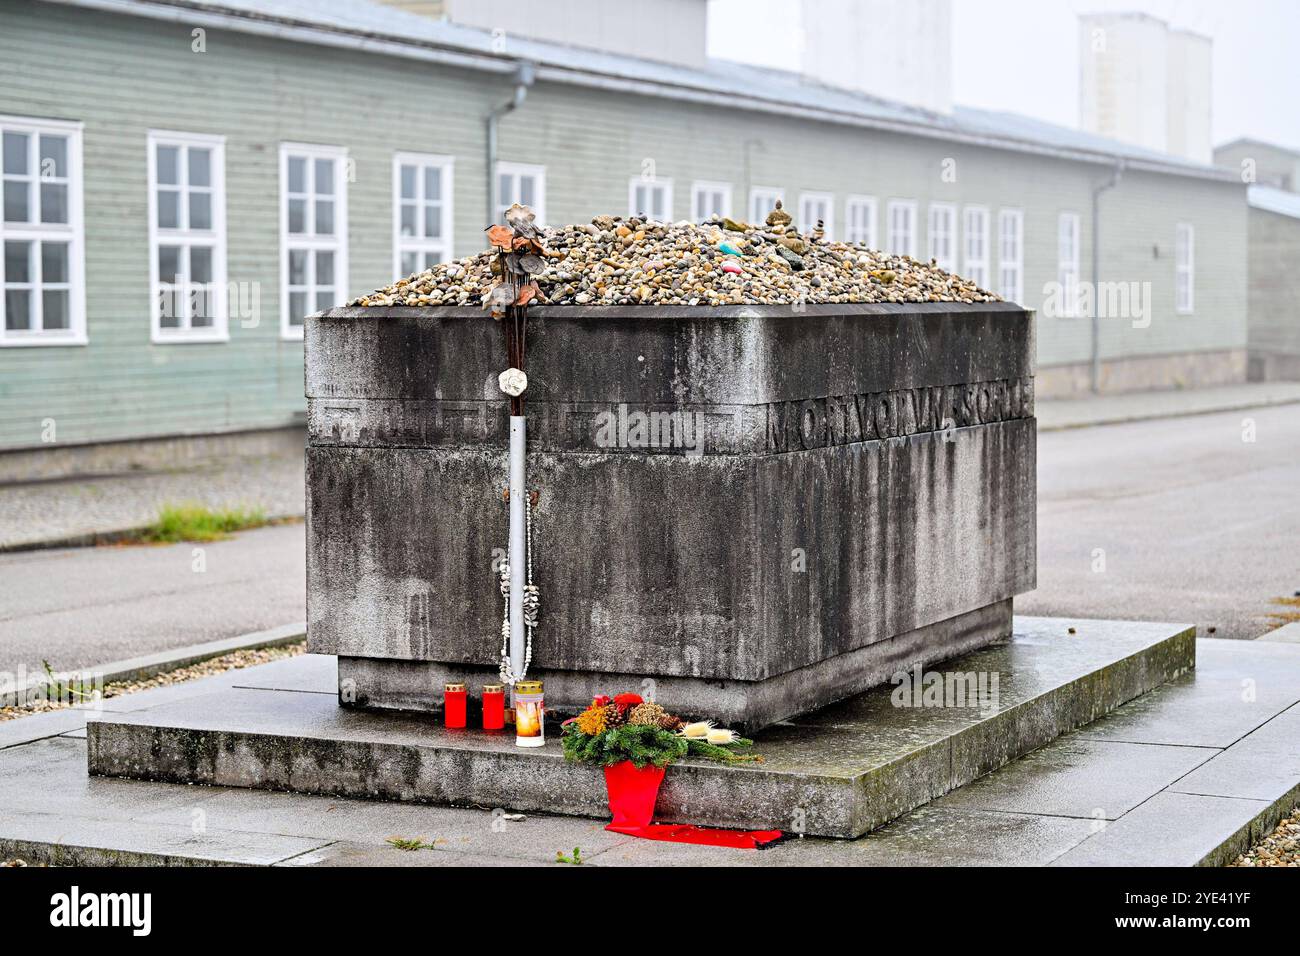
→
(1230, 808, 1300, 866)
(350, 213, 999, 308)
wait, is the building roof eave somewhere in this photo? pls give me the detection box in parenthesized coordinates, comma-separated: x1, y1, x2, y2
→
(40, 0, 1242, 185)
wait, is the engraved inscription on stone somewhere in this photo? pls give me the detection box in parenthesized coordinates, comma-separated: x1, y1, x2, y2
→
(308, 377, 1033, 455)
(766, 378, 1033, 452)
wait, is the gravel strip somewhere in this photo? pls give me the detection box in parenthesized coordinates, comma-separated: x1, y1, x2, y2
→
(352, 211, 998, 309)
(0, 641, 306, 723)
(1229, 808, 1300, 866)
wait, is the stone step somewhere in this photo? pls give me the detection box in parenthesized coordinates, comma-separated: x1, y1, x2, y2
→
(86, 617, 1193, 839)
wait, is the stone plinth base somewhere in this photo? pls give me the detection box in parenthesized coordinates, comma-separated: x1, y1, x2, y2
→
(87, 617, 1195, 838)
(340, 601, 1012, 733)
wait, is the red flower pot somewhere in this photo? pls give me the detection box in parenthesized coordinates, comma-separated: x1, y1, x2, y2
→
(603, 761, 665, 828)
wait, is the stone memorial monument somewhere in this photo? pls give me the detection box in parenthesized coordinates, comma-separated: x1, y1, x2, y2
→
(305, 300, 1036, 730)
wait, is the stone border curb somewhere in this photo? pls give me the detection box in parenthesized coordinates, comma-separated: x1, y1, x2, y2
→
(0, 512, 304, 555)
(1194, 779, 1300, 867)
(0, 622, 306, 709)
(1037, 393, 1300, 433)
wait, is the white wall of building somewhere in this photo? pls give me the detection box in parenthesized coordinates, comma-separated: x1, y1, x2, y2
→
(446, 0, 708, 68)
(800, 0, 953, 114)
(1167, 30, 1213, 164)
(1079, 13, 1213, 165)
(1079, 13, 1168, 155)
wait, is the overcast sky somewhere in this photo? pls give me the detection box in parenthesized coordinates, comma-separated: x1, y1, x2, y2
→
(707, 0, 1299, 150)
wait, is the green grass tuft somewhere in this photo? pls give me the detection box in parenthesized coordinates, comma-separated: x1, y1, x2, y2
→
(136, 503, 268, 543)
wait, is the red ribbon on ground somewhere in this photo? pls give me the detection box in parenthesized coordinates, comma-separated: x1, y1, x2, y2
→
(602, 762, 783, 849)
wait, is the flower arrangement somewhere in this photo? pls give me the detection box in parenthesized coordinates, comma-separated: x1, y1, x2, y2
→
(561, 693, 759, 768)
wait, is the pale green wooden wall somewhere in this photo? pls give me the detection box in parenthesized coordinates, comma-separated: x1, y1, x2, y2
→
(0, 1, 1248, 449)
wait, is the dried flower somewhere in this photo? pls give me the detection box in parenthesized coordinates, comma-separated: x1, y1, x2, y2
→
(706, 728, 740, 745)
(627, 702, 672, 727)
(679, 720, 715, 739)
(574, 706, 607, 736)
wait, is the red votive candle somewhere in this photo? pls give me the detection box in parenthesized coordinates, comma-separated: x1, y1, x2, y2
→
(443, 682, 467, 728)
(482, 683, 505, 730)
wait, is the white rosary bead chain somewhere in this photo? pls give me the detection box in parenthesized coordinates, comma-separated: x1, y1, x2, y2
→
(498, 492, 539, 686)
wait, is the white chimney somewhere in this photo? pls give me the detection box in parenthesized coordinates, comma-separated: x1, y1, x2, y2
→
(1166, 29, 1213, 164)
(799, 0, 953, 115)
(1079, 13, 1213, 163)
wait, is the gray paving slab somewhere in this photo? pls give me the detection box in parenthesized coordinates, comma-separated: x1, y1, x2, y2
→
(0, 813, 329, 867)
(0, 738, 202, 821)
(1258, 622, 1300, 644)
(132, 786, 637, 865)
(937, 738, 1215, 820)
(1049, 791, 1269, 868)
(780, 806, 1097, 867)
(1168, 703, 1300, 804)
(230, 653, 336, 694)
(1073, 639, 1300, 748)
(0, 707, 88, 748)
(277, 842, 549, 867)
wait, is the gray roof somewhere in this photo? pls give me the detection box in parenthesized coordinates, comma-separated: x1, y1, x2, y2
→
(1248, 185, 1300, 220)
(56, 0, 1239, 183)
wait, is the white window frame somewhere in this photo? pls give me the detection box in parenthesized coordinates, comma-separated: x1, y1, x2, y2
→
(927, 202, 956, 272)
(0, 115, 86, 347)
(147, 130, 227, 344)
(998, 208, 1024, 303)
(962, 205, 990, 289)
(1175, 222, 1195, 314)
(887, 199, 917, 258)
(280, 142, 348, 342)
(496, 161, 546, 226)
(798, 191, 834, 239)
(844, 195, 877, 247)
(691, 180, 732, 222)
(627, 176, 674, 221)
(749, 186, 784, 226)
(1058, 211, 1081, 317)
(392, 151, 454, 280)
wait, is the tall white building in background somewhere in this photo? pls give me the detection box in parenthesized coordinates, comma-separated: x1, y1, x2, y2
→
(1079, 12, 1212, 163)
(800, 0, 953, 114)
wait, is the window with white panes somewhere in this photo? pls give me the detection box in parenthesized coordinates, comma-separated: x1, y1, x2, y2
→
(1058, 212, 1081, 316)
(148, 131, 226, 342)
(962, 206, 989, 289)
(691, 181, 731, 222)
(887, 200, 917, 258)
(998, 209, 1024, 304)
(927, 203, 956, 272)
(1, 116, 85, 345)
(281, 143, 348, 340)
(844, 196, 876, 246)
(497, 162, 545, 225)
(1175, 222, 1194, 314)
(394, 153, 453, 279)
(629, 177, 673, 220)
(749, 186, 784, 225)
(798, 192, 833, 239)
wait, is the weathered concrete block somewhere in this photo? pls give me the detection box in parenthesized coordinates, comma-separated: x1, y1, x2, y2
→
(305, 303, 1036, 727)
